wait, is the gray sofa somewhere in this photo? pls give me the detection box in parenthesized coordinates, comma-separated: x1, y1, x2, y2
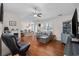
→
(36, 31, 52, 43)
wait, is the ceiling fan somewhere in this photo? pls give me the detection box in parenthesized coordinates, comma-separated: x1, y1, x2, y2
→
(33, 7, 42, 17)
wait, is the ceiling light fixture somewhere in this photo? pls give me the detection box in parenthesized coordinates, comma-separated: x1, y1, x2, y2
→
(33, 7, 42, 17)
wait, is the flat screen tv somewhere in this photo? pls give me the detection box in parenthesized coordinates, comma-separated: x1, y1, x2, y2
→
(72, 8, 78, 37)
(0, 3, 3, 22)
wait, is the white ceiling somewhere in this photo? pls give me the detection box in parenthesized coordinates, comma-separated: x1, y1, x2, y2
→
(3, 3, 79, 21)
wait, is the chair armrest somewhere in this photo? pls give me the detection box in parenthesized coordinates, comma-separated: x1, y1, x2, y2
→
(20, 44, 30, 51)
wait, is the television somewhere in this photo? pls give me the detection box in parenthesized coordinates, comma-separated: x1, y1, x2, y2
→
(0, 3, 3, 22)
(72, 8, 78, 37)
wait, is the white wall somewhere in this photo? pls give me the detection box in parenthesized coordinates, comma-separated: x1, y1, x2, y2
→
(51, 8, 79, 41)
(0, 22, 11, 56)
(46, 15, 73, 41)
(3, 12, 21, 31)
(3, 11, 73, 41)
(15, 14, 73, 41)
(2, 12, 22, 55)
(3, 12, 22, 38)
(20, 21, 34, 31)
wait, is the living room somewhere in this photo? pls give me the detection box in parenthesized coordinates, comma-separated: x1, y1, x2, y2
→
(0, 3, 79, 56)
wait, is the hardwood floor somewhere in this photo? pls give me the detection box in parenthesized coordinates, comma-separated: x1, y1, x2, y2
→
(21, 34, 64, 56)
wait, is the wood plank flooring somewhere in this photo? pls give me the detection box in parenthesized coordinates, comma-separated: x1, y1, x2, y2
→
(21, 34, 64, 56)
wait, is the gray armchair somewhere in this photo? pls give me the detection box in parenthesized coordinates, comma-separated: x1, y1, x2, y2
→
(1, 33, 30, 56)
(64, 34, 79, 56)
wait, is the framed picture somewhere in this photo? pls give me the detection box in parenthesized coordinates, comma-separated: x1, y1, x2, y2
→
(9, 21, 16, 26)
